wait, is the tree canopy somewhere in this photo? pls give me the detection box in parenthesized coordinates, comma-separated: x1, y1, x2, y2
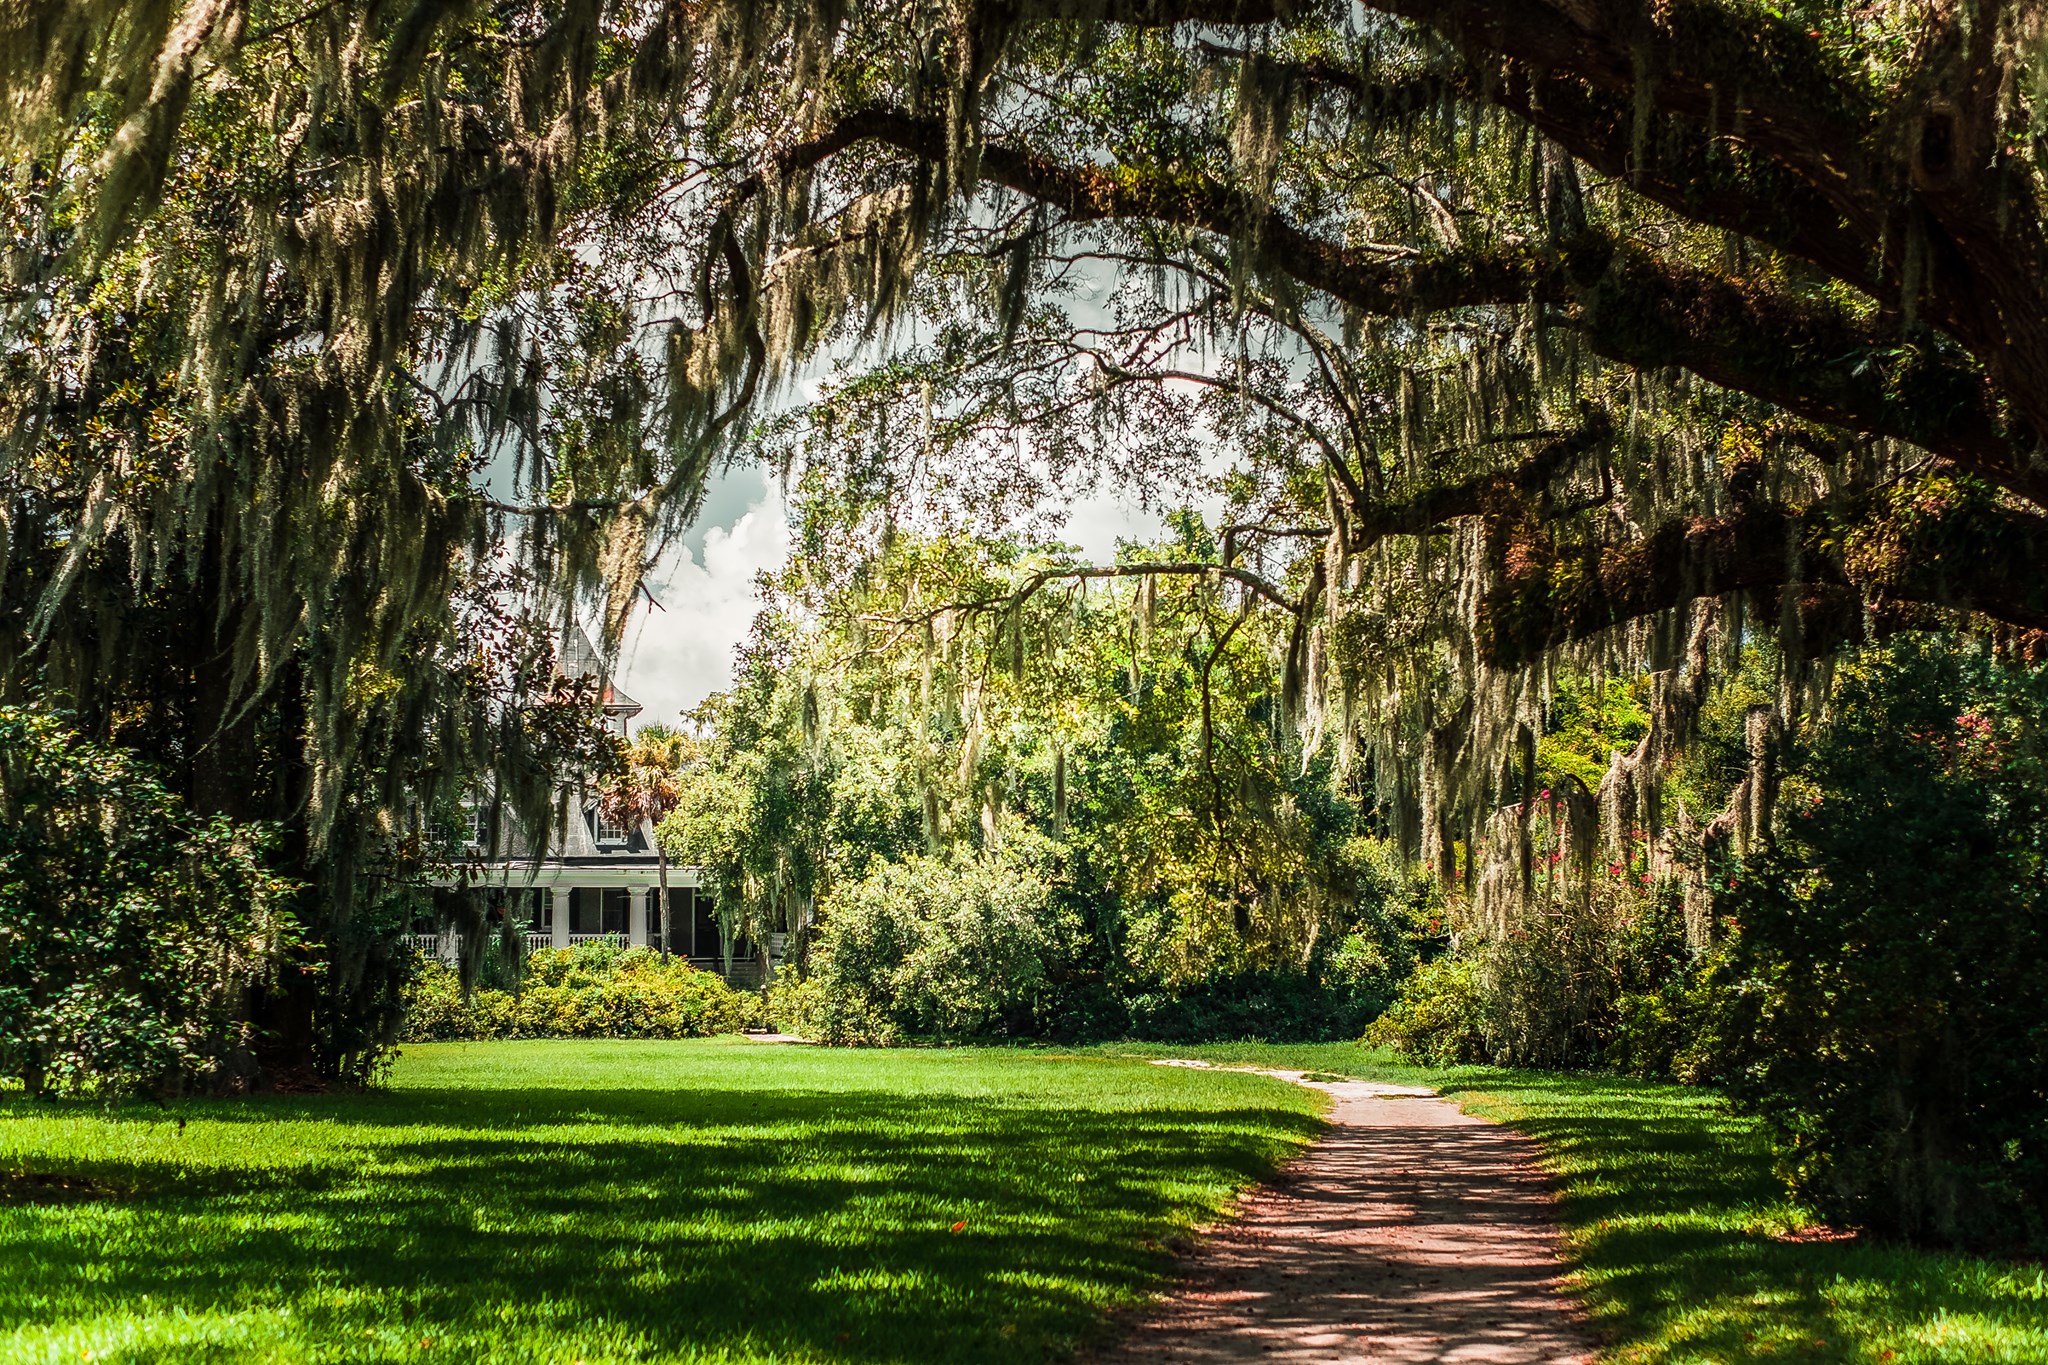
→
(8, 0, 2048, 1076)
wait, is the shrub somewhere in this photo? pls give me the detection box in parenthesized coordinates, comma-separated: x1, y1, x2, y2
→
(399, 942, 759, 1041)
(1718, 637, 2048, 1251)
(786, 847, 1071, 1044)
(1365, 955, 1500, 1065)
(1100, 835, 1440, 1045)
(1365, 885, 1695, 1071)
(1122, 964, 1378, 1042)
(0, 706, 298, 1096)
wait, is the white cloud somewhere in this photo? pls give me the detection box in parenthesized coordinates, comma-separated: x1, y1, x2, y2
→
(616, 479, 790, 726)
(1061, 488, 1169, 561)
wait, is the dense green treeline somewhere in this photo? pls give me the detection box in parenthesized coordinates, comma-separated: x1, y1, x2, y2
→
(663, 516, 1447, 1044)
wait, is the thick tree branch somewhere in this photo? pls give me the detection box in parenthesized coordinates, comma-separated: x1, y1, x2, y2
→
(1354, 0, 1888, 239)
(1019, 0, 1300, 22)
(1200, 0, 2048, 450)
(1333, 0, 2048, 454)
(1477, 482, 2048, 667)
(780, 108, 2040, 504)
(1347, 412, 1615, 557)
(1246, 50, 1881, 300)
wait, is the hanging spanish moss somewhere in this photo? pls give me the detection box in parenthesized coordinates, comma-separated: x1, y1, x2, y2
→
(12, 0, 2048, 1074)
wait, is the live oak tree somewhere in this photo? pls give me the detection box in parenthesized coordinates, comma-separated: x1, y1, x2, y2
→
(0, 0, 760, 1076)
(8, 0, 2048, 1074)
(703, 0, 2048, 933)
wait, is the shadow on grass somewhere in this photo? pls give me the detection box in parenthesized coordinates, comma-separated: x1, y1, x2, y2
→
(0, 1085, 1323, 1364)
(1435, 1074, 2046, 1364)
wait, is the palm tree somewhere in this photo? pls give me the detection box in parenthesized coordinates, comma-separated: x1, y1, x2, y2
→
(598, 723, 691, 947)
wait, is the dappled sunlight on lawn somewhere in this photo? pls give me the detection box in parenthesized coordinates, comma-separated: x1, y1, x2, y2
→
(1095, 1043, 2048, 1365)
(0, 1040, 1321, 1365)
(1447, 1076, 2048, 1365)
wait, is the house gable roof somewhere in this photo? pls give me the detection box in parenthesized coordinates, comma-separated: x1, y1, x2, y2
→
(558, 626, 642, 717)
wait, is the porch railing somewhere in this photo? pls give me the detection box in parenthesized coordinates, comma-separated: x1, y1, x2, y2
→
(404, 931, 777, 983)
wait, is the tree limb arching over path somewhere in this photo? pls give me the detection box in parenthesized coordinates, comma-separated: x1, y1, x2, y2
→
(1094, 1065, 1593, 1365)
(707, 0, 2048, 668)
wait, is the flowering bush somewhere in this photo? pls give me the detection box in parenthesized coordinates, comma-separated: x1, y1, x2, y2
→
(1718, 637, 2048, 1251)
(400, 942, 760, 1041)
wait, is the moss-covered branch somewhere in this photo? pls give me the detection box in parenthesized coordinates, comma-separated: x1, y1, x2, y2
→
(780, 108, 2038, 503)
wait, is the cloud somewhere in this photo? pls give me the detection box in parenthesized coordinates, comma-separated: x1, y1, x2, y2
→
(1061, 489, 1186, 562)
(616, 478, 790, 726)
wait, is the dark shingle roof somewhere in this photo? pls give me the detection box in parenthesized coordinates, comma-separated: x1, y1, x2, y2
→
(558, 626, 642, 717)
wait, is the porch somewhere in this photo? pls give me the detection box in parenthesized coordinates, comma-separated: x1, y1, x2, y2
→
(413, 867, 784, 986)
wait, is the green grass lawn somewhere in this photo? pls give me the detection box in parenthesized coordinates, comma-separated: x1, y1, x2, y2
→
(1092, 1042, 2048, 1365)
(0, 1040, 1322, 1364)
(9, 1039, 2044, 1365)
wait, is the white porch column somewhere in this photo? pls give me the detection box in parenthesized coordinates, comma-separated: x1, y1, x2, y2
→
(628, 885, 652, 948)
(551, 885, 572, 949)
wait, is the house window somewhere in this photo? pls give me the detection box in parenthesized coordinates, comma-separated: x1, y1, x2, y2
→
(594, 811, 628, 845)
(461, 805, 484, 850)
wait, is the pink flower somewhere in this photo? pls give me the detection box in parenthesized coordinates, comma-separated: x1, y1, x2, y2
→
(1608, 862, 1624, 877)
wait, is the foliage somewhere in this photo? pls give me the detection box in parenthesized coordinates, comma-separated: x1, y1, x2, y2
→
(0, 0, 713, 1080)
(1534, 677, 1650, 794)
(1366, 881, 1701, 1073)
(0, 1040, 1320, 1362)
(595, 721, 691, 913)
(660, 626, 845, 963)
(597, 725, 689, 843)
(1357, 639, 1785, 1079)
(11, 0, 2048, 1083)
(716, 0, 2048, 998)
(1362, 634, 2048, 1253)
(781, 842, 1072, 1044)
(0, 705, 298, 1097)
(679, 523, 1451, 1043)
(399, 944, 759, 1042)
(1717, 636, 2048, 1251)
(1360, 957, 1491, 1068)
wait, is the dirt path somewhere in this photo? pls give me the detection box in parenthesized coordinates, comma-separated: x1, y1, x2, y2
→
(1091, 1066, 1595, 1365)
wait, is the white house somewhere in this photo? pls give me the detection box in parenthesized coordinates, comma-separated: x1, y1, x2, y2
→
(417, 629, 778, 985)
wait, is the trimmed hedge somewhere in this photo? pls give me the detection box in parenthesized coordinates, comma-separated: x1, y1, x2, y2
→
(400, 942, 760, 1041)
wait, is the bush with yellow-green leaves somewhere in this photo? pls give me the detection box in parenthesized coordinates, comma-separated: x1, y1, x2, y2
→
(400, 941, 760, 1041)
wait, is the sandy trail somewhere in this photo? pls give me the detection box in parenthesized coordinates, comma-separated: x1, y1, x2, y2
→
(1090, 1067, 1595, 1365)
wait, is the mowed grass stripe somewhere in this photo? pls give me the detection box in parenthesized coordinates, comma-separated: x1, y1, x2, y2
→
(0, 1040, 1322, 1364)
